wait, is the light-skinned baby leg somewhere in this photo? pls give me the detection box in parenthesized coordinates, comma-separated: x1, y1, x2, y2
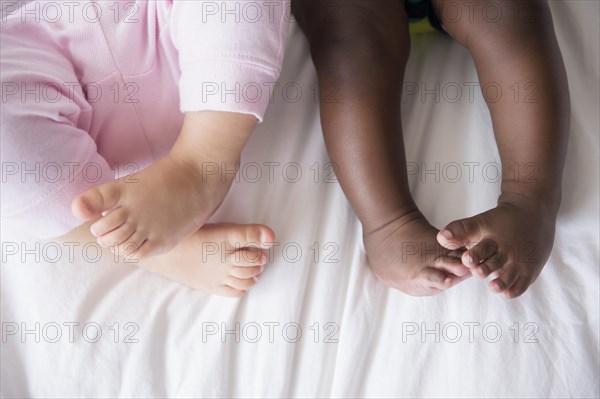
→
(72, 111, 258, 260)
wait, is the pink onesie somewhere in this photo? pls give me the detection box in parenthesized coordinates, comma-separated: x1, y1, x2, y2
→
(1, 0, 290, 238)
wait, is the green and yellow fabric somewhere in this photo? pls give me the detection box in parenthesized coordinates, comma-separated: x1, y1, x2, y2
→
(405, 0, 444, 34)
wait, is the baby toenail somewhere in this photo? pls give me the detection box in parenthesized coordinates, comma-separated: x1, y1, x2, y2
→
(259, 230, 268, 244)
(441, 230, 453, 240)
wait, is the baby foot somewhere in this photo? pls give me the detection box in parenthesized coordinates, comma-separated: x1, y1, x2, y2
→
(436, 197, 557, 299)
(143, 223, 276, 297)
(364, 205, 471, 296)
(72, 152, 234, 260)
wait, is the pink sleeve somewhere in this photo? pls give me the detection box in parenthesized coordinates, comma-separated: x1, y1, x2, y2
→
(170, 0, 290, 122)
(1, 29, 113, 239)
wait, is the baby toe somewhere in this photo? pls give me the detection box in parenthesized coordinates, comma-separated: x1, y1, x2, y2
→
(437, 218, 483, 251)
(419, 267, 453, 290)
(222, 224, 276, 249)
(113, 231, 147, 259)
(90, 207, 128, 238)
(228, 248, 267, 267)
(72, 182, 122, 221)
(230, 266, 264, 279)
(503, 276, 531, 299)
(97, 221, 135, 247)
(128, 239, 154, 261)
(462, 238, 498, 268)
(434, 254, 470, 277)
(225, 276, 258, 291)
(475, 251, 508, 278)
(489, 263, 520, 293)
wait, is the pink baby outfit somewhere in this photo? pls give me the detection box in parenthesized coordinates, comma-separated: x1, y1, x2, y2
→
(1, 0, 290, 238)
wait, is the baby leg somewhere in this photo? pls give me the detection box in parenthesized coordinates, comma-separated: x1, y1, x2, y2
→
(293, 0, 470, 295)
(432, 0, 570, 298)
(72, 111, 257, 260)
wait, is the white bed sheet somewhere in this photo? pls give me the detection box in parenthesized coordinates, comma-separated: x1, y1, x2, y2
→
(1, 1, 599, 397)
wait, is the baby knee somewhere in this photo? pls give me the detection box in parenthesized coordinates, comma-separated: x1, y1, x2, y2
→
(311, 16, 410, 72)
(306, 3, 410, 69)
(435, 0, 549, 47)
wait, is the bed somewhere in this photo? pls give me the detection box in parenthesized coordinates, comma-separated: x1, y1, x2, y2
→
(1, 1, 598, 397)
